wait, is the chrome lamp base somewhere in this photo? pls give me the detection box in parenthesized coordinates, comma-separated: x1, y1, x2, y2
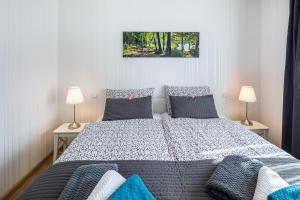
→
(68, 121, 81, 130)
(68, 104, 81, 130)
(240, 102, 253, 126)
(240, 119, 253, 126)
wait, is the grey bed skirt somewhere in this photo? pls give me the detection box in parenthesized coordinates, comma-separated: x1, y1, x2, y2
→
(18, 158, 300, 200)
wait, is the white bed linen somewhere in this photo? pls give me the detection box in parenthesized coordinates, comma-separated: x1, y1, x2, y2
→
(58, 114, 291, 163)
(56, 119, 173, 163)
(163, 118, 291, 161)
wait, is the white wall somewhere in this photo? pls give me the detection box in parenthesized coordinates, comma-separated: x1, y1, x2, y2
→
(58, 0, 262, 123)
(260, 0, 289, 146)
(0, 0, 58, 197)
(58, 0, 290, 146)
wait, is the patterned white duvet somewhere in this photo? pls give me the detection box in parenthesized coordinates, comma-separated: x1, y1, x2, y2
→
(56, 119, 173, 163)
(163, 118, 291, 161)
(57, 117, 291, 163)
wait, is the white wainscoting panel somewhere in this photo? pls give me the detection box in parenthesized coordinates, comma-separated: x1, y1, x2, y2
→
(260, 0, 289, 146)
(0, 0, 58, 197)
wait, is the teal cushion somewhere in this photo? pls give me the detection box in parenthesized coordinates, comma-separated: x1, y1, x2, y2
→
(268, 185, 300, 200)
(108, 175, 155, 200)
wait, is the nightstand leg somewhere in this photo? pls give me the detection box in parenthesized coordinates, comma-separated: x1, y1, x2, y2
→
(265, 130, 269, 141)
(63, 137, 67, 150)
(53, 134, 58, 162)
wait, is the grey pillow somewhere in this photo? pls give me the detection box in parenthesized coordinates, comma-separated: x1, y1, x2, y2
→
(169, 95, 218, 119)
(106, 88, 154, 99)
(103, 96, 153, 121)
(165, 86, 211, 114)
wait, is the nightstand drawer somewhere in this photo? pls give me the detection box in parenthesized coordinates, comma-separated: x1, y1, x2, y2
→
(251, 129, 269, 140)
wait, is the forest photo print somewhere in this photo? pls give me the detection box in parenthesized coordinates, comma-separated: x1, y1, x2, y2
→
(123, 32, 199, 58)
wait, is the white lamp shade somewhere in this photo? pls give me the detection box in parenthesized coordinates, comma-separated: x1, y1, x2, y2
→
(66, 87, 84, 104)
(239, 86, 257, 103)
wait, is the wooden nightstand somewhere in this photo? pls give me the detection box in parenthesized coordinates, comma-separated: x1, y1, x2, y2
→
(235, 120, 269, 140)
(53, 123, 89, 162)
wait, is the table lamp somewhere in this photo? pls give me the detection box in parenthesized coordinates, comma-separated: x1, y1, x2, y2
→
(239, 86, 256, 126)
(66, 86, 84, 129)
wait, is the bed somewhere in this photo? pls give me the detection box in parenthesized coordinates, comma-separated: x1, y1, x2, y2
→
(19, 87, 300, 200)
(19, 117, 300, 200)
(56, 117, 291, 164)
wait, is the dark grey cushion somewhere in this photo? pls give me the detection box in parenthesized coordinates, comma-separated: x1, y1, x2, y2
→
(103, 96, 153, 121)
(58, 164, 118, 200)
(165, 86, 211, 114)
(206, 155, 264, 200)
(169, 95, 218, 119)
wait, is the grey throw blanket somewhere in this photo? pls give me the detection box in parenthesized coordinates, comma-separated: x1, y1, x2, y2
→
(206, 155, 263, 200)
(58, 163, 118, 200)
(19, 159, 300, 200)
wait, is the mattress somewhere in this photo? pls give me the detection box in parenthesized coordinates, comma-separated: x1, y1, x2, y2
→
(19, 158, 300, 200)
(20, 117, 298, 200)
(163, 118, 291, 161)
(56, 119, 173, 163)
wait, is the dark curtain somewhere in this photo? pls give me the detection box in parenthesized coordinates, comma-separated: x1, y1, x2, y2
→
(282, 0, 300, 159)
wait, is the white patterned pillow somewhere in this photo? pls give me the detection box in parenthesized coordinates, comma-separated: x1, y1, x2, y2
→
(165, 86, 211, 114)
(106, 88, 154, 99)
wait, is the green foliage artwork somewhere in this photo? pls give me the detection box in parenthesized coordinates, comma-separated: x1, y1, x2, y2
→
(123, 32, 199, 58)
